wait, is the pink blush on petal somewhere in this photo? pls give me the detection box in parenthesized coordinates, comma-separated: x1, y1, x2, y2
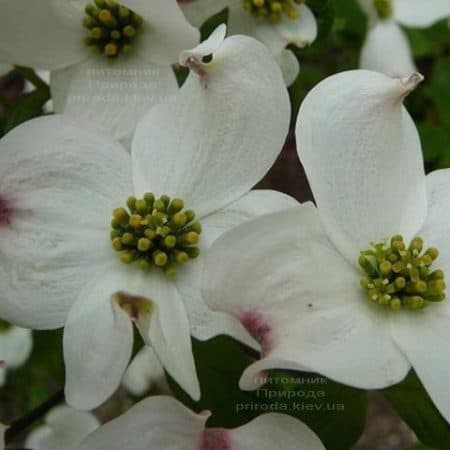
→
(239, 311, 273, 356)
(0, 194, 14, 228)
(200, 429, 231, 450)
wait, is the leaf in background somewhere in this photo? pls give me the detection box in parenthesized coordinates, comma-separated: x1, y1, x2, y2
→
(167, 336, 260, 429)
(417, 122, 450, 167)
(200, 8, 228, 41)
(382, 371, 450, 449)
(306, 0, 335, 42)
(430, 58, 450, 127)
(2, 87, 50, 136)
(410, 444, 438, 450)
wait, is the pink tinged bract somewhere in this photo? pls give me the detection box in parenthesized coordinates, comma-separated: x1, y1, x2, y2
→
(76, 396, 326, 450)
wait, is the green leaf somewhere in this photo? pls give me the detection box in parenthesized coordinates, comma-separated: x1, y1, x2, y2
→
(2, 86, 50, 135)
(169, 337, 368, 450)
(306, 0, 335, 42)
(168, 336, 260, 429)
(417, 122, 450, 166)
(429, 58, 450, 127)
(200, 8, 228, 41)
(410, 444, 438, 450)
(382, 370, 450, 448)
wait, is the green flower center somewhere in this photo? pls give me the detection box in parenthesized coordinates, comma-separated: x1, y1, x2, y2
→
(242, 0, 305, 23)
(373, 0, 393, 20)
(110, 193, 202, 277)
(359, 235, 446, 311)
(0, 319, 12, 333)
(83, 0, 143, 58)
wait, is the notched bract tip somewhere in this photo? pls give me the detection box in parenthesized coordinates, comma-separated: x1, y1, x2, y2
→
(179, 24, 227, 88)
(399, 72, 424, 98)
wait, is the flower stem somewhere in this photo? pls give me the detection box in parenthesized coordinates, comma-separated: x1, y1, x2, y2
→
(4, 388, 64, 444)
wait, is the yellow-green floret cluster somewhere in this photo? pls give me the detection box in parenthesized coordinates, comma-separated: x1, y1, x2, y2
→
(110, 194, 202, 277)
(359, 235, 446, 311)
(242, 0, 305, 22)
(83, 0, 143, 57)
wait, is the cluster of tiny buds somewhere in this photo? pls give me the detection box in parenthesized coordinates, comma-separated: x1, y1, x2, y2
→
(373, 0, 392, 20)
(83, 0, 143, 57)
(110, 193, 202, 277)
(359, 235, 446, 311)
(242, 0, 305, 22)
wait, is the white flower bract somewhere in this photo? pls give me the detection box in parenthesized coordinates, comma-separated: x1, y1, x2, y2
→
(202, 69, 450, 423)
(0, 325, 32, 386)
(0, 28, 296, 410)
(25, 405, 99, 450)
(76, 395, 325, 450)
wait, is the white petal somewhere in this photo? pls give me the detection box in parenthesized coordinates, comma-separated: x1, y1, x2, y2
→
(395, 0, 450, 27)
(122, 347, 166, 396)
(76, 395, 324, 450)
(419, 169, 450, 270)
(360, 21, 417, 78)
(76, 396, 206, 450)
(296, 70, 427, 263)
(254, 4, 318, 53)
(135, 274, 201, 401)
(51, 56, 178, 143)
(65, 260, 200, 407)
(0, 0, 86, 70)
(0, 115, 132, 329)
(229, 413, 325, 450)
(132, 35, 290, 217)
(203, 204, 410, 391)
(177, 189, 298, 345)
(391, 303, 450, 422)
(119, 0, 200, 64)
(275, 49, 300, 86)
(64, 265, 134, 410)
(179, 0, 231, 27)
(0, 326, 32, 369)
(25, 405, 99, 450)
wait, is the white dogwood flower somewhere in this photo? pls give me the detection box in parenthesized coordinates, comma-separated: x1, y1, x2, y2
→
(358, 0, 450, 77)
(0, 27, 295, 410)
(179, 0, 317, 85)
(25, 405, 99, 450)
(203, 69, 450, 423)
(0, 319, 32, 386)
(0, 0, 200, 141)
(76, 396, 325, 450)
